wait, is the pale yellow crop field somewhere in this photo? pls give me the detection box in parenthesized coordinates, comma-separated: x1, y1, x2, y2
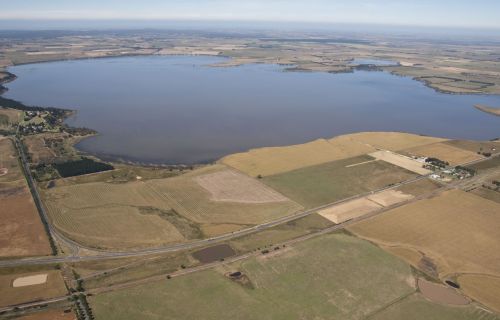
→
(458, 275, 500, 313)
(369, 150, 431, 175)
(348, 190, 500, 278)
(403, 142, 484, 166)
(221, 132, 446, 177)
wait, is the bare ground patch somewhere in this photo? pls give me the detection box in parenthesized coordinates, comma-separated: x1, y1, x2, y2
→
(418, 278, 469, 305)
(318, 189, 414, 224)
(195, 169, 289, 203)
(370, 150, 431, 175)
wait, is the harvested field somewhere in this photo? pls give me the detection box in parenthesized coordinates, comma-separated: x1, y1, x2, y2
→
(42, 165, 302, 249)
(13, 274, 48, 287)
(367, 189, 414, 206)
(17, 309, 76, 320)
(0, 270, 67, 307)
(221, 137, 374, 177)
(0, 138, 24, 183)
(0, 193, 51, 258)
(318, 198, 382, 224)
(192, 244, 236, 263)
(0, 138, 51, 257)
(418, 279, 469, 305)
(221, 132, 445, 177)
(403, 142, 483, 166)
(201, 224, 245, 237)
(396, 178, 442, 197)
(195, 169, 289, 203)
(348, 190, 500, 279)
(467, 156, 500, 171)
(471, 187, 500, 203)
(263, 155, 416, 208)
(459, 274, 500, 313)
(91, 234, 417, 320)
(369, 150, 431, 175)
(318, 189, 413, 223)
(337, 132, 447, 151)
(445, 140, 499, 155)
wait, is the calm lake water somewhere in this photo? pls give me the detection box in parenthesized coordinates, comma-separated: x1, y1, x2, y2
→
(5, 56, 500, 164)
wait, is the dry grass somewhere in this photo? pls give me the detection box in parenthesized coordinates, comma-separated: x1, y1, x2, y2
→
(221, 132, 445, 177)
(0, 138, 51, 257)
(22, 134, 56, 164)
(221, 137, 374, 177)
(396, 178, 442, 197)
(263, 155, 416, 209)
(445, 140, 500, 155)
(0, 108, 22, 129)
(0, 270, 67, 307)
(195, 169, 289, 203)
(42, 165, 302, 249)
(369, 150, 431, 175)
(403, 142, 484, 166)
(17, 309, 76, 320)
(338, 132, 447, 152)
(348, 190, 500, 278)
(459, 274, 500, 313)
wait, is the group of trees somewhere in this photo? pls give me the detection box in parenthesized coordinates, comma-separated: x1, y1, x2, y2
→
(54, 157, 114, 178)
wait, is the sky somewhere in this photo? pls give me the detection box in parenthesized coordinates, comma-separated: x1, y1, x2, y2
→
(0, 0, 499, 29)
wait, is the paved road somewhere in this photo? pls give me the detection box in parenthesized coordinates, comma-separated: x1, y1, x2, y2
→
(3, 143, 498, 269)
(1, 151, 498, 314)
(0, 172, 429, 267)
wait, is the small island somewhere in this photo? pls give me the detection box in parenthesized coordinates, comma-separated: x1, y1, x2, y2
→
(475, 104, 500, 116)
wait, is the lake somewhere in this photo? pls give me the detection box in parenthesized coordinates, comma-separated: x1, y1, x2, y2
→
(5, 55, 500, 164)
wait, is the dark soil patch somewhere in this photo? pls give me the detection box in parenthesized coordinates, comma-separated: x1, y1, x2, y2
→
(418, 255, 438, 278)
(445, 280, 460, 289)
(192, 244, 235, 263)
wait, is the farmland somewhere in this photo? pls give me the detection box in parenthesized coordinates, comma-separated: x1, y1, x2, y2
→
(402, 142, 484, 166)
(0, 270, 67, 307)
(41, 164, 302, 249)
(348, 190, 500, 312)
(17, 309, 76, 320)
(262, 155, 416, 208)
(318, 189, 414, 224)
(0, 137, 52, 257)
(0, 107, 21, 130)
(89, 233, 492, 320)
(221, 132, 445, 177)
(369, 150, 430, 175)
(459, 275, 500, 313)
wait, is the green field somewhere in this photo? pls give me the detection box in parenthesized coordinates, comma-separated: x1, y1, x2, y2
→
(91, 233, 416, 319)
(91, 233, 490, 319)
(262, 155, 416, 208)
(370, 293, 499, 320)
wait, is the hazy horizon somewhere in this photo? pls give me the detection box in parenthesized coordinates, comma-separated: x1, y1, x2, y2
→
(1, 0, 500, 30)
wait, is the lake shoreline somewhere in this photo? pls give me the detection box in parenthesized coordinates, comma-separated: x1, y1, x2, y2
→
(3, 55, 500, 166)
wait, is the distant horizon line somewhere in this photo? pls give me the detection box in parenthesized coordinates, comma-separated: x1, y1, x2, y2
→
(1, 19, 500, 31)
